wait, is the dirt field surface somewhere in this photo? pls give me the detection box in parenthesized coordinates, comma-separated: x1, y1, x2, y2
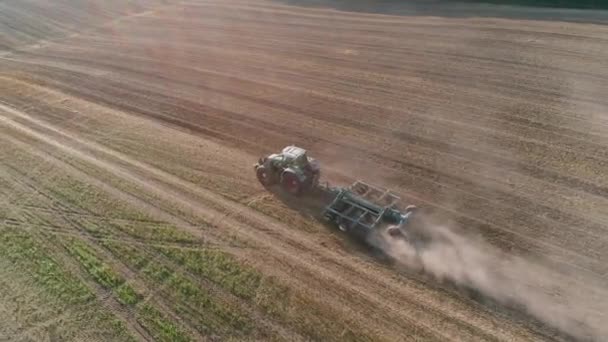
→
(1, 0, 608, 341)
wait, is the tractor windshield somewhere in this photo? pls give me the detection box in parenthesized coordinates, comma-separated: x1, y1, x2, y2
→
(292, 153, 308, 167)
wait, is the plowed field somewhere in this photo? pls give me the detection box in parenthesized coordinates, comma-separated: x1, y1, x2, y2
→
(1, 0, 607, 341)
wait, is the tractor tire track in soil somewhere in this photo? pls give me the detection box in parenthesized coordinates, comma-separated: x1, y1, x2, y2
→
(0, 88, 534, 341)
(0, 135, 249, 341)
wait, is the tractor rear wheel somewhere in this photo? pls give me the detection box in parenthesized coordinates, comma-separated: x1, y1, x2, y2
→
(256, 166, 276, 187)
(310, 170, 320, 187)
(281, 171, 302, 195)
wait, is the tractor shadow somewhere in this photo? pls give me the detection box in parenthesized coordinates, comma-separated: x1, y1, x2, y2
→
(264, 187, 586, 341)
(263, 184, 391, 257)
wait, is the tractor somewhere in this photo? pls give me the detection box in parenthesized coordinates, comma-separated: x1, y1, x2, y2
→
(254, 146, 418, 242)
(254, 145, 320, 195)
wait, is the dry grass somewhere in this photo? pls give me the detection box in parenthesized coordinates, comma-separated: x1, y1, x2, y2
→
(1, 0, 608, 341)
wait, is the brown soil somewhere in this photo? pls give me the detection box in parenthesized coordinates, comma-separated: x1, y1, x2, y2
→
(1, 0, 607, 341)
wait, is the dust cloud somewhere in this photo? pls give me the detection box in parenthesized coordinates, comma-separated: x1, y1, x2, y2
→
(371, 218, 608, 341)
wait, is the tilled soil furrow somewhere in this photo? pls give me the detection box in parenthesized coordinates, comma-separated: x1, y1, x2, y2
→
(3, 72, 607, 283)
(17, 41, 608, 139)
(6, 52, 608, 194)
(0, 103, 546, 341)
(3, 75, 606, 276)
(2, 1, 608, 340)
(1, 130, 436, 341)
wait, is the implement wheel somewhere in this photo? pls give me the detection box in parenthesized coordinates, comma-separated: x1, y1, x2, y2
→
(387, 226, 403, 237)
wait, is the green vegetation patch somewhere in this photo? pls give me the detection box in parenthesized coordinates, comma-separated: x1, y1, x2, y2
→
(0, 227, 92, 305)
(150, 242, 369, 340)
(65, 238, 124, 289)
(157, 247, 262, 299)
(0, 227, 136, 341)
(111, 221, 198, 243)
(116, 282, 142, 306)
(137, 304, 192, 342)
(99, 233, 372, 340)
(102, 240, 150, 270)
(63, 238, 199, 339)
(104, 242, 256, 336)
(143, 262, 255, 335)
(156, 246, 368, 340)
(64, 238, 142, 306)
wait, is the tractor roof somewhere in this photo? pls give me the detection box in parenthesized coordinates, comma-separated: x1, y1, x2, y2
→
(282, 145, 307, 159)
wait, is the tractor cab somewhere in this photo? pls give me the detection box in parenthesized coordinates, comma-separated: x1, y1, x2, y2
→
(264, 146, 309, 168)
(254, 145, 320, 195)
(282, 145, 307, 160)
(281, 146, 314, 169)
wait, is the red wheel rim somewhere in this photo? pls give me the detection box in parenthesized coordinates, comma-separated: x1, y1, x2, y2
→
(287, 179, 298, 192)
(282, 173, 300, 194)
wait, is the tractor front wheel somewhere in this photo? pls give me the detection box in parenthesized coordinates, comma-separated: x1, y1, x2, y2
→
(281, 171, 302, 195)
(256, 166, 276, 187)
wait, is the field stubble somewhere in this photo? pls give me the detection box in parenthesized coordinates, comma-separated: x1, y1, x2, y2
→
(1, 0, 608, 341)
